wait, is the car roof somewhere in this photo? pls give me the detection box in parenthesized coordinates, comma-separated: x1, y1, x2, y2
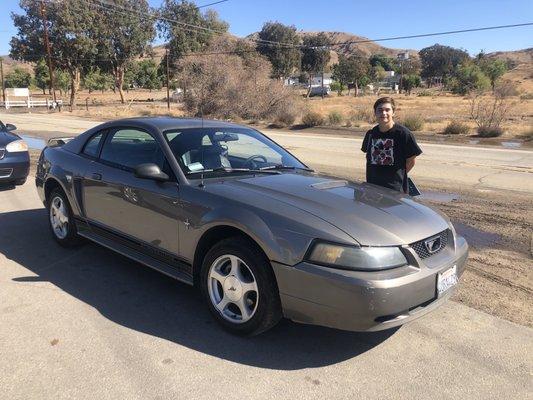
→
(106, 117, 246, 131)
(62, 117, 251, 154)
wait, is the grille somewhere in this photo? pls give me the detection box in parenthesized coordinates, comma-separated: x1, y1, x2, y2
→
(410, 229, 450, 259)
(0, 168, 13, 178)
(0, 149, 5, 159)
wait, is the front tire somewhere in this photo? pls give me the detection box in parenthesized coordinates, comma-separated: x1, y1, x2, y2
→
(200, 237, 282, 336)
(47, 188, 82, 247)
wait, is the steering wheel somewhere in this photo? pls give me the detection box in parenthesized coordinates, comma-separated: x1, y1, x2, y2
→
(243, 154, 267, 169)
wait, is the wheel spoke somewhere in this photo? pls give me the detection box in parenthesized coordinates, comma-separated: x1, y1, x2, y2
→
(235, 297, 252, 322)
(241, 281, 257, 295)
(215, 295, 230, 313)
(228, 255, 240, 277)
(209, 268, 226, 285)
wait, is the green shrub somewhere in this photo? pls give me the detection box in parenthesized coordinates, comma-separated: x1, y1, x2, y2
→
(417, 90, 433, 97)
(443, 120, 470, 135)
(302, 111, 324, 127)
(330, 81, 347, 95)
(401, 115, 425, 131)
(477, 126, 503, 137)
(328, 110, 343, 125)
(519, 93, 533, 100)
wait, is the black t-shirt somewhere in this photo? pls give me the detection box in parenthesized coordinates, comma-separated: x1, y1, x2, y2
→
(361, 123, 422, 192)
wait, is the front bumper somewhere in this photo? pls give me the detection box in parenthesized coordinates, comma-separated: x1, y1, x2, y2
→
(272, 235, 469, 332)
(0, 151, 30, 183)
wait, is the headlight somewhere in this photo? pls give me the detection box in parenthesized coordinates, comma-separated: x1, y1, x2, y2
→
(307, 242, 407, 271)
(6, 140, 28, 153)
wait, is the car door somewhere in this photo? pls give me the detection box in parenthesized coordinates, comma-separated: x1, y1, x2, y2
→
(82, 126, 180, 256)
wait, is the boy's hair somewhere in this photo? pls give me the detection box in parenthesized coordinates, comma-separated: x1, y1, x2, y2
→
(373, 97, 396, 112)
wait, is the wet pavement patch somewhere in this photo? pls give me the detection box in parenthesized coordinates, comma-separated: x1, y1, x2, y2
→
(452, 221, 501, 248)
(419, 191, 460, 203)
(501, 141, 522, 149)
(20, 135, 46, 150)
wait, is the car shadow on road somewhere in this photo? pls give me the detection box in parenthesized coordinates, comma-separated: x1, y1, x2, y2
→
(0, 183, 16, 192)
(0, 208, 398, 370)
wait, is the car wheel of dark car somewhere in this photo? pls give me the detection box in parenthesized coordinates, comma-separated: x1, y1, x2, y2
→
(200, 237, 282, 336)
(47, 188, 82, 247)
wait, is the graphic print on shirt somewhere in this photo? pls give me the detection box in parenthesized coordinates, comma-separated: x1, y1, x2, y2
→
(370, 138, 394, 165)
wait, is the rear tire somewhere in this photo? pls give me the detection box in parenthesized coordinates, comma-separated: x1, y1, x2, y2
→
(200, 237, 282, 336)
(47, 188, 83, 247)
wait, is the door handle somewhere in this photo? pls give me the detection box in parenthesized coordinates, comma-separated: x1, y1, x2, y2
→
(91, 173, 102, 181)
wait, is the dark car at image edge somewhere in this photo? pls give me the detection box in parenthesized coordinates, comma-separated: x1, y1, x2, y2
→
(35, 117, 468, 335)
(0, 121, 30, 186)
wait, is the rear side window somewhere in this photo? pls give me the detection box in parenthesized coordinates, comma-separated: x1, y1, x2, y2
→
(82, 132, 104, 158)
(100, 128, 164, 170)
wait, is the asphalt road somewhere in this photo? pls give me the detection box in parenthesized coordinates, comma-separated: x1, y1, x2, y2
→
(1, 181, 532, 399)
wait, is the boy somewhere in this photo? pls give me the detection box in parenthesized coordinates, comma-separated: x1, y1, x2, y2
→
(361, 97, 422, 193)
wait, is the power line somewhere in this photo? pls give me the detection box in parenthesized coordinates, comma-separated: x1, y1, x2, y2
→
(84, 0, 305, 48)
(331, 23, 533, 47)
(197, 0, 228, 8)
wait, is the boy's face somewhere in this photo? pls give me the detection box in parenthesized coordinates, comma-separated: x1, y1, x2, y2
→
(375, 103, 395, 124)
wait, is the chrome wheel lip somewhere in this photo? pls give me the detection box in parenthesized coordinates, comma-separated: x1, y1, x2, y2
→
(207, 254, 259, 324)
(49, 195, 68, 240)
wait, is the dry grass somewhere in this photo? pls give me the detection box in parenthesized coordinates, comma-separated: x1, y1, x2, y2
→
(306, 92, 532, 137)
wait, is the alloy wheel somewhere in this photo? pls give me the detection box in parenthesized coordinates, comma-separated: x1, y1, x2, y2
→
(49, 195, 69, 240)
(207, 254, 259, 324)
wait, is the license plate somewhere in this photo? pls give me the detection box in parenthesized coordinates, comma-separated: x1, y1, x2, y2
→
(437, 265, 458, 296)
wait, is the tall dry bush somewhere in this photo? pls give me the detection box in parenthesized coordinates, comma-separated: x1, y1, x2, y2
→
(469, 81, 516, 137)
(175, 38, 303, 122)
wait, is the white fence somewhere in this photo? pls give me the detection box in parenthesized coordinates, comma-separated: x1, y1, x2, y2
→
(0, 99, 63, 109)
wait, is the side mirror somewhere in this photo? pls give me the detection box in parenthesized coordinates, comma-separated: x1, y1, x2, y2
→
(134, 163, 169, 182)
(5, 123, 16, 131)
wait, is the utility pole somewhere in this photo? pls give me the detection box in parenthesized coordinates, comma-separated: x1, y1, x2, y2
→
(0, 58, 5, 103)
(40, 0, 58, 108)
(166, 48, 170, 110)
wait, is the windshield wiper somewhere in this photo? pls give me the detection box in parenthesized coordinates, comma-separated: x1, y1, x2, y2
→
(259, 164, 314, 172)
(188, 167, 280, 175)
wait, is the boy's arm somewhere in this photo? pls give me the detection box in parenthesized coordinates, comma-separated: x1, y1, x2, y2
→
(406, 155, 417, 172)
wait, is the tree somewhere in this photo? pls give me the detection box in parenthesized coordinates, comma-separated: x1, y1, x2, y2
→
(419, 44, 469, 80)
(94, 0, 155, 103)
(55, 69, 70, 96)
(158, 1, 228, 77)
(135, 60, 162, 91)
(477, 58, 508, 91)
(369, 54, 397, 72)
(401, 74, 421, 95)
(11, 0, 100, 109)
(256, 22, 302, 79)
(83, 68, 113, 93)
(332, 54, 370, 96)
(301, 33, 331, 74)
(447, 61, 490, 95)
(33, 59, 49, 94)
(371, 64, 387, 81)
(4, 67, 32, 88)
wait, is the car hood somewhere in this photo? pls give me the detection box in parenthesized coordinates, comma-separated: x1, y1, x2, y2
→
(0, 131, 20, 146)
(219, 173, 449, 246)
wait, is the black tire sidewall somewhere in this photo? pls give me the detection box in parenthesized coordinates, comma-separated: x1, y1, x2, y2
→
(200, 237, 281, 336)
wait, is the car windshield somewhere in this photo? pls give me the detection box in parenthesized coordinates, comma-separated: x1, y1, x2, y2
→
(163, 127, 308, 175)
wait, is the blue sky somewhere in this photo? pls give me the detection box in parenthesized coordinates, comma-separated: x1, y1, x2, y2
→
(1, 0, 532, 56)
